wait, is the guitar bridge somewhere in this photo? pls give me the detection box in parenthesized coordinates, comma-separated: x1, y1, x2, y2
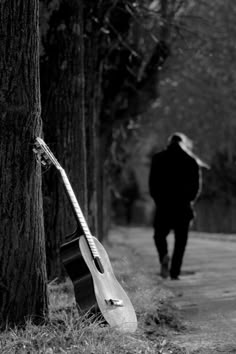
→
(105, 299, 124, 307)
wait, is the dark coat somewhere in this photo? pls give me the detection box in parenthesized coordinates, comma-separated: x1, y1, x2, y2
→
(149, 143, 201, 220)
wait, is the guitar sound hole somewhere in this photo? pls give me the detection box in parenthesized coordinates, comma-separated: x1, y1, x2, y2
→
(94, 257, 104, 274)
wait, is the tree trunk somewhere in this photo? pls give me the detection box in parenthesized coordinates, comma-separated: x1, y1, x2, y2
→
(40, 1, 87, 279)
(83, 3, 102, 239)
(0, 0, 48, 327)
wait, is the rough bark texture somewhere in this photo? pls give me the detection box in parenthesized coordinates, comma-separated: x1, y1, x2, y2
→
(84, 7, 98, 237)
(83, 2, 104, 240)
(40, 1, 88, 279)
(0, 0, 48, 326)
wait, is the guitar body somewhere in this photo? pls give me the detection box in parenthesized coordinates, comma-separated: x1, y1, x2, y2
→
(79, 236, 137, 333)
(60, 238, 98, 313)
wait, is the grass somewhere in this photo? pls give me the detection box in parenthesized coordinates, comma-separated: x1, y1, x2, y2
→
(0, 230, 187, 354)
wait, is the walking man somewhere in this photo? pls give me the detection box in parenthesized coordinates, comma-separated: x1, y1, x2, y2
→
(149, 133, 202, 280)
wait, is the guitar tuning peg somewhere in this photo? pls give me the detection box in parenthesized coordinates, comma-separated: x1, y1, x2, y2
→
(41, 159, 47, 166)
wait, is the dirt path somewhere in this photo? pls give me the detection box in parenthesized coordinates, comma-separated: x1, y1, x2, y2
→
(117, 226, 236, 354)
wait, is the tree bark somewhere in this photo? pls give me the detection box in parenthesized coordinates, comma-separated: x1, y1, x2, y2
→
(0, 0, 48, 327)
(83, 2, 103, 239)
(40, 1, 87, 279)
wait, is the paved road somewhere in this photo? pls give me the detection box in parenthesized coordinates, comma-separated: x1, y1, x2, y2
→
(122, 227, 236, 353)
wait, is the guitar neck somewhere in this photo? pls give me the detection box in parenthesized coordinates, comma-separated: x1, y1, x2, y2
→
(58, 167, 99, 259)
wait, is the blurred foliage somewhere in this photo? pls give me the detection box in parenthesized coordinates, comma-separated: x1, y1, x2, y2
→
(39, 0, 198, 167)
(97, 0, 196, 194)
(202, 151, 236, 201)
(137, 0, 236, 202)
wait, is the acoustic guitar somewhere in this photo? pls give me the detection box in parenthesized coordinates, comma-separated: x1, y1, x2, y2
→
(33, 137, 137, 333)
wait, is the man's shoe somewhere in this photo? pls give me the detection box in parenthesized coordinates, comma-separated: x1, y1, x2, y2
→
(160, 255, 170, 279)
(170, 275, 180, 280)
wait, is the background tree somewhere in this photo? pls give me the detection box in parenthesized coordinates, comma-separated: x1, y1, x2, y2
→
(0, 0, 48, 326)
(40, 0, 87, 278)
(102, 0, 194, 223)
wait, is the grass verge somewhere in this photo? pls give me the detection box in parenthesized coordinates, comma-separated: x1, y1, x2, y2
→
(0, 229, 187, 354)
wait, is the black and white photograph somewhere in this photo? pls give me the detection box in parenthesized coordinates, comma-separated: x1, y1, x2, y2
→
(0, 1, 235, 353)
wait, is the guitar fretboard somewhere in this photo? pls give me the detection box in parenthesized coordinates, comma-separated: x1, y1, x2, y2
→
(60, 168, 100, 259)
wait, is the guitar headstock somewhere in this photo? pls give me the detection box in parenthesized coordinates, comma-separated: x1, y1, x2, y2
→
(33, 137, 61, 170)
